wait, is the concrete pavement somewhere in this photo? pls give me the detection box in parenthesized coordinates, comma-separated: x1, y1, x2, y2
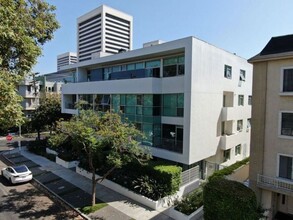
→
(3, 147, 172, 220)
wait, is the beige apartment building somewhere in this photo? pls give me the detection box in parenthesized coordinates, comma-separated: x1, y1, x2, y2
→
(249, 34, 293, 219)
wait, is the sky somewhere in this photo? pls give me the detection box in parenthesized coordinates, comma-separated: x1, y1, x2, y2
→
(34, 0, 293, 74)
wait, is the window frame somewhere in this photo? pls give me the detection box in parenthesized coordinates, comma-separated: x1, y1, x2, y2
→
(223, 149, 231, 162)
(248, 95, 252, 105)
(224, 65, 232, 79)
(238, 95, 244, 106)
(279, 111, 293, 139)
(277, 153, 293, 180)
(235, 144, 241, 156)
(240, 69, 246, 81)
(280, 67, 293, 94)
(237, 120, 243, 132)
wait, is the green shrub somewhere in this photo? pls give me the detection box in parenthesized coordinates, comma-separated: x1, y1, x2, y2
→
(208, 157, 249, 182)
(174, 186, 203, 215)
(203, 178, 263, 220)
(96, 161, 182, 200)
(27, 140, 47, 156)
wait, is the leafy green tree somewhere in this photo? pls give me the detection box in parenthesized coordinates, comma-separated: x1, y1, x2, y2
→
(31, 94, 69, 139)
(0, 0, 59, 129)
(49, 110, 151, 206)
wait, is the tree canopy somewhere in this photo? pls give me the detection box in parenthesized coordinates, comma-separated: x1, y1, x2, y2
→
(31, 94, 69, 139)
(0, 0, 59, 130)
(49, 110, 151, 206)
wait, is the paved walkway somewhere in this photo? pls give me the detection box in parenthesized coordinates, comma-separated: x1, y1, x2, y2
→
(4, 148, 172, 220)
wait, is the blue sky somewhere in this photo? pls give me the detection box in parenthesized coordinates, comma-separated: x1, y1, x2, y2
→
(34, 0, 293, 74)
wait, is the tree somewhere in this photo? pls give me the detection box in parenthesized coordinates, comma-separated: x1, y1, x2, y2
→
(31, 94, 69, 139)
(49, 110, 151, 206)
(203, 177, 264, 220)
(0, 0, 59, 129)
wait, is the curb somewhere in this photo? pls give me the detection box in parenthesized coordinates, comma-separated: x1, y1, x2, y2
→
(0, 152, 90, 220)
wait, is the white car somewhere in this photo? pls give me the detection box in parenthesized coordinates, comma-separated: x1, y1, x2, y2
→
(1, 165, 33, 184)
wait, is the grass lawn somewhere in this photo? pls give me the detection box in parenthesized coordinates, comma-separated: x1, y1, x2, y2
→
(80, 203, 108, 214)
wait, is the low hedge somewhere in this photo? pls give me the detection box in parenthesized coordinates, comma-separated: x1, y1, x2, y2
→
(208, 157, 249, 182)
(95, 161, 182, 201)
(203, 177, 263, 220)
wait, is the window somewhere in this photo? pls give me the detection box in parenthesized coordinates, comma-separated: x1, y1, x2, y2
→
(224, 65, 232, 79)
(27, 85, 32, 92)
(224, 149, 231, 162)
(163, 55, 185, 77)
(162, 94, 184, 117)
(235, 144, 241, 155)
(247, 119, 251, 131)
(237, 120, 243, 131)
(281, 112, 293, 136)
(279, 155, 293, 180)
(240, 70, 246, 81)
(248, 96, 252, 105)
(162, 124, 183, 153)
(238, 95, 244, 106)
(283, 68, 293, 92)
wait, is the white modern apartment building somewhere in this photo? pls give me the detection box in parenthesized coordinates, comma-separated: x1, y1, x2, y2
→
(249, 34, 293, 219)
(77, 5, 133, 62)
(18, 78, 40, 118)
(57, 52, 77, 71)
(60, 36, 252, 178)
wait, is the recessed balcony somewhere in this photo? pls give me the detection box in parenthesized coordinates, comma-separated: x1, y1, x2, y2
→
(257, 174, 293, 196)
(222, 106, 251, 121)
(220, 132, 243, 150)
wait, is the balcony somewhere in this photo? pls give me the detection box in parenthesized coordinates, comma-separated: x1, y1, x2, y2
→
(220, 132, 243, 150)
(221, 106, 251, 121)
(257, 174, 293, 196)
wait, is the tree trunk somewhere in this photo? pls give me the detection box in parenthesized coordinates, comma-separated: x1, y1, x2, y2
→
(37, 130, 41, 140)
(91, 170, 96, 206)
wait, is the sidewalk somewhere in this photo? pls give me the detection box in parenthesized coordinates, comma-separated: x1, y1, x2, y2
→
(5, 148, 172, 220)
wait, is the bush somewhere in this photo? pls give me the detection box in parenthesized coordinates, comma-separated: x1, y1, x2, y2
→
(27, 139, 48, 156)
(174, 186, 203, 215)
(96, 161, 182, 200)
(208, 157, 249, 182)
(203, 178, 263, 220)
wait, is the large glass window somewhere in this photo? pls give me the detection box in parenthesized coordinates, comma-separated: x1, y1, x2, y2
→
(281, 112, 293, 136)
(94, 94, 110, 112)
(162, 94, 184, 117)
(283, 69, 293, 92)
(162, 124, 183, 153)
(279, 155, 293, 180)
(163, 55, 185, 77)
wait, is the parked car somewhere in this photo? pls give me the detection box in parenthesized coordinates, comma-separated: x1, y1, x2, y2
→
(1, 165, 33, 184)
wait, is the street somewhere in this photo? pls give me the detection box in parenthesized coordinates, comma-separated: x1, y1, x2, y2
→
(0, 138, 81, 220)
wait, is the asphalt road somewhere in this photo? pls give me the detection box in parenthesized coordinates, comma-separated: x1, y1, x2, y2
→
(0, 138, 81, 220)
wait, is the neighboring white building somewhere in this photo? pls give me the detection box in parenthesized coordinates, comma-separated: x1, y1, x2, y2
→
(57, 52, 77, 71)
(61, 36, 252, 179)
(77, 4, 133, 62)
(18, 78, 40, 118)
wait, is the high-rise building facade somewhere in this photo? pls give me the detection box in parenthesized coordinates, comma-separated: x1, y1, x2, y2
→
(61, 36, 252, 181)
(57, 52, 77, 71)
(77, 5, 132, 62)
(249, 34, 293, 219)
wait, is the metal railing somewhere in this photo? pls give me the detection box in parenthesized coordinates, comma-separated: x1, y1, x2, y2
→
(181, 166, 200, 186)
(257, 174, 293, 192)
